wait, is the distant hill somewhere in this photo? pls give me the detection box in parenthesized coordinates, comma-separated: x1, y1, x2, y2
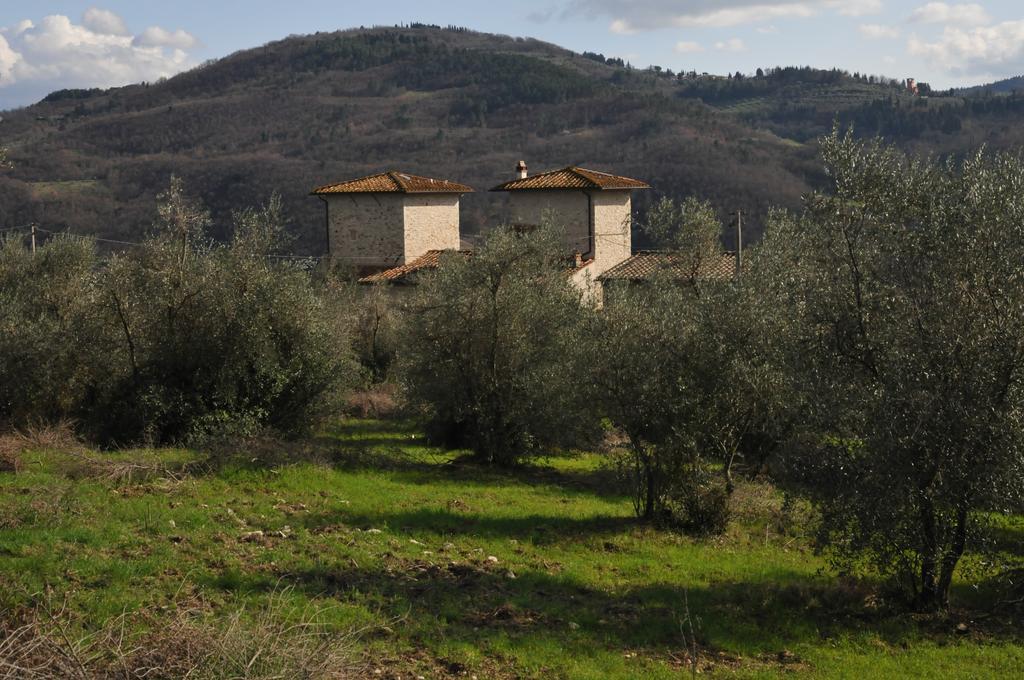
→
(960, 75, 1024, 96)
(2, 26, 1024, 253)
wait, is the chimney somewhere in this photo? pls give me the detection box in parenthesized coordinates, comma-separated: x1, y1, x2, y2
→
(516, 160, 528, 180)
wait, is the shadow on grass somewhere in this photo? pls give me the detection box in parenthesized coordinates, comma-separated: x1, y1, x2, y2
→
(196, 429, 626, 504)
(299, 507, 639, 544)
(311, 418, 627, 500)
(200, 558, 999, 666)
(318, 418, 421, 441)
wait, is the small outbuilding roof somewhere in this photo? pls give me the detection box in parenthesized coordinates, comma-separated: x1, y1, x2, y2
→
(598, 251, 738, 282)
(491, 166, 650, 192)
(358, 249, 471, 285)
(359, 248, 594, 285)
(311, 171, 474, 195)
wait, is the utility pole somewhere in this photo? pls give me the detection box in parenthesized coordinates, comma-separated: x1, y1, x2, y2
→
(731, 210, 743, 278)
(30, 222, 36, 254)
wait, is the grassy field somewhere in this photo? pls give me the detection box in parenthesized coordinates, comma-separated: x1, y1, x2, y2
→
(27, 179, 106, 201)
(1, 419, 1022, 678)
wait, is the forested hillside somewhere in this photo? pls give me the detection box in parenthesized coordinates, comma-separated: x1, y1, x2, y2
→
(0, 25, 1020, 253)
(961, 75, 1024, 96)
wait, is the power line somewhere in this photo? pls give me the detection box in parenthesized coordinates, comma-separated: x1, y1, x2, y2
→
(33, 226, 145, 247)
(266, 254, 325, 260)
(23, 226, 336, 261)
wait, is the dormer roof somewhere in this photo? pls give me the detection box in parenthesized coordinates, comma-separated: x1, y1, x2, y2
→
(491, 166, 650, 192)
(311, 171, 474, 195)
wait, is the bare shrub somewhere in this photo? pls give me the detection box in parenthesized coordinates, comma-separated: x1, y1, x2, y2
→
(17, 421, 81, 452)
(0, 439, 20, 473)
(0, 420, 82, 474)
(344, 384, 400, 419)
(59, 451, 187, 487)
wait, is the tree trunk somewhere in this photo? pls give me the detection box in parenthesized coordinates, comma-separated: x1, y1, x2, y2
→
(916, 492, 940, 609)
(936, 503, 969, 608)
(643, 450, 656, 520)
(724, 447, 737, 495)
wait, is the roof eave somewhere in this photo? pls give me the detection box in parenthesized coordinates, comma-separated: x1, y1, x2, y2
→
(489, 182, 650, 192)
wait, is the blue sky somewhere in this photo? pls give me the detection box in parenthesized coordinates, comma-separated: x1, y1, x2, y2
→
(2, 1, 1023, 108)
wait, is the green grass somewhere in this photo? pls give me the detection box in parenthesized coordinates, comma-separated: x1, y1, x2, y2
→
(1, 419, 1022, 678)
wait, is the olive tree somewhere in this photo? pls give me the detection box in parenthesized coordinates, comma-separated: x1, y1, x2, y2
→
(587, 275, 779, 529)
(760, 129, 1024, 608)
(0, 235, 115, 428)
(396, 224, 597, 465)
(586, 284, 699, 520)
(587, 196, 782, 528)
(638, 196, 722, 288)
(93, 179, 352, 444)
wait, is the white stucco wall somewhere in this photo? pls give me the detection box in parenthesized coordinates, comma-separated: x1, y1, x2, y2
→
(403, 194, 462, 261)
(326, 194, 405, 268)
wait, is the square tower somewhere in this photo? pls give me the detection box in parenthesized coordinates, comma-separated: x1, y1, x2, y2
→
(312, 171, 473, 273)
(491, 163, 649, 280)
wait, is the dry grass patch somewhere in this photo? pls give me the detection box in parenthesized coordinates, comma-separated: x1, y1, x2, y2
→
(0, 590, 366, 680)
(0, 421, 82, 474)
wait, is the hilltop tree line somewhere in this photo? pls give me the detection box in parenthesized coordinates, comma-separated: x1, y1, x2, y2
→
(673, 66, 908, 103)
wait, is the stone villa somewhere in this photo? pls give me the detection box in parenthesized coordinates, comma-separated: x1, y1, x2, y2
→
(311, 162, 736, 303)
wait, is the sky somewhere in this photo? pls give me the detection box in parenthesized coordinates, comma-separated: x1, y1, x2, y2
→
(1, 1, 1023, 108)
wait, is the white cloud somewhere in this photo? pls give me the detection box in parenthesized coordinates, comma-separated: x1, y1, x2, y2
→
(10, 20, 34, 37)
(909, 3, 990, 26)
(570, 0, 881, 32)
(833, 0, 883, 17)
(609, 19, 635, 35)
(756, 25, 781, 34)
(0, 9, 197, 106)
(133, 26, 197, 49)
(860, 23, 901, 39)
(0, 35, 21, 82)
(715, 38, 747, 51)
(671, 5, 816, 28)
(908, 21, 1024, 74)
(675, 40, 704, 53)
(82, 7, 128, 36)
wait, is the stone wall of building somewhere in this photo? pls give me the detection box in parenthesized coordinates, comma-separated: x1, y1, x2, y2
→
(508, 191, 591, 255)
(589, 190, 632, 279)
(325, 194, 405, 268)
(403, 194, 462, 261)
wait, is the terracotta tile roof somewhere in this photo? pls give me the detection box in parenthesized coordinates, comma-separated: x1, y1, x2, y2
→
(358, 250, 470, 284)
(491, 166, 650, 192)
(359, 249, 593, 285)
(311, 171, 474, 195)
(598, 251, 739, 282)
